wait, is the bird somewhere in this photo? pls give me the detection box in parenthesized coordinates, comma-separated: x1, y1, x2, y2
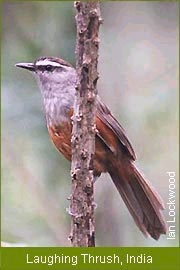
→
(16, 56, 167, 240)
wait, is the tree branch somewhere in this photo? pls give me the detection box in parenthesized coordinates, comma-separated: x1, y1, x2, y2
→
(69, 1, 101, 247)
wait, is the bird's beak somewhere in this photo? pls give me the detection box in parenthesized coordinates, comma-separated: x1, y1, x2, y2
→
(15, 62, 35, 72)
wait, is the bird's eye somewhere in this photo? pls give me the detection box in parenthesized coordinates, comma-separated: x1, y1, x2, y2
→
(45, 65, 54, 72)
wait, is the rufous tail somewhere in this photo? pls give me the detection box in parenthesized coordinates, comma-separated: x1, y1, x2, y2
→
(110, 161, 167, 240)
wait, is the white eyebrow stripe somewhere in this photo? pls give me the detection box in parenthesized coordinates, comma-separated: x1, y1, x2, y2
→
(36, 59, 62, 67)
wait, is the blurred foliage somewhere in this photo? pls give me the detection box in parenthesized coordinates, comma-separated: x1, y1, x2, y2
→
(2, 2, 178, 247)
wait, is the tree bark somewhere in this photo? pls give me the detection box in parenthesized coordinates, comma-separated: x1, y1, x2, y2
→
(69, 1, 101, 247)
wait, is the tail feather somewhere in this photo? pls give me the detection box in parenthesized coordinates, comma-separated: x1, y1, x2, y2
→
(110, 162, 167, 240)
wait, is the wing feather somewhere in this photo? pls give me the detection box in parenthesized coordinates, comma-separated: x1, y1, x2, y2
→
(96, 98, 136, 160)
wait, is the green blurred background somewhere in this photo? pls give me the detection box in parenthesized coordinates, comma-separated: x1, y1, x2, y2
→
(2, 1, 179, 247)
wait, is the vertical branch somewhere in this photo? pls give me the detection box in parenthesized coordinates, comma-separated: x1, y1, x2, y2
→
(70, 1, 101, 247)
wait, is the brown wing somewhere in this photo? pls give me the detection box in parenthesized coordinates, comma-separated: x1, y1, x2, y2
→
(96, 98, 136, 161)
